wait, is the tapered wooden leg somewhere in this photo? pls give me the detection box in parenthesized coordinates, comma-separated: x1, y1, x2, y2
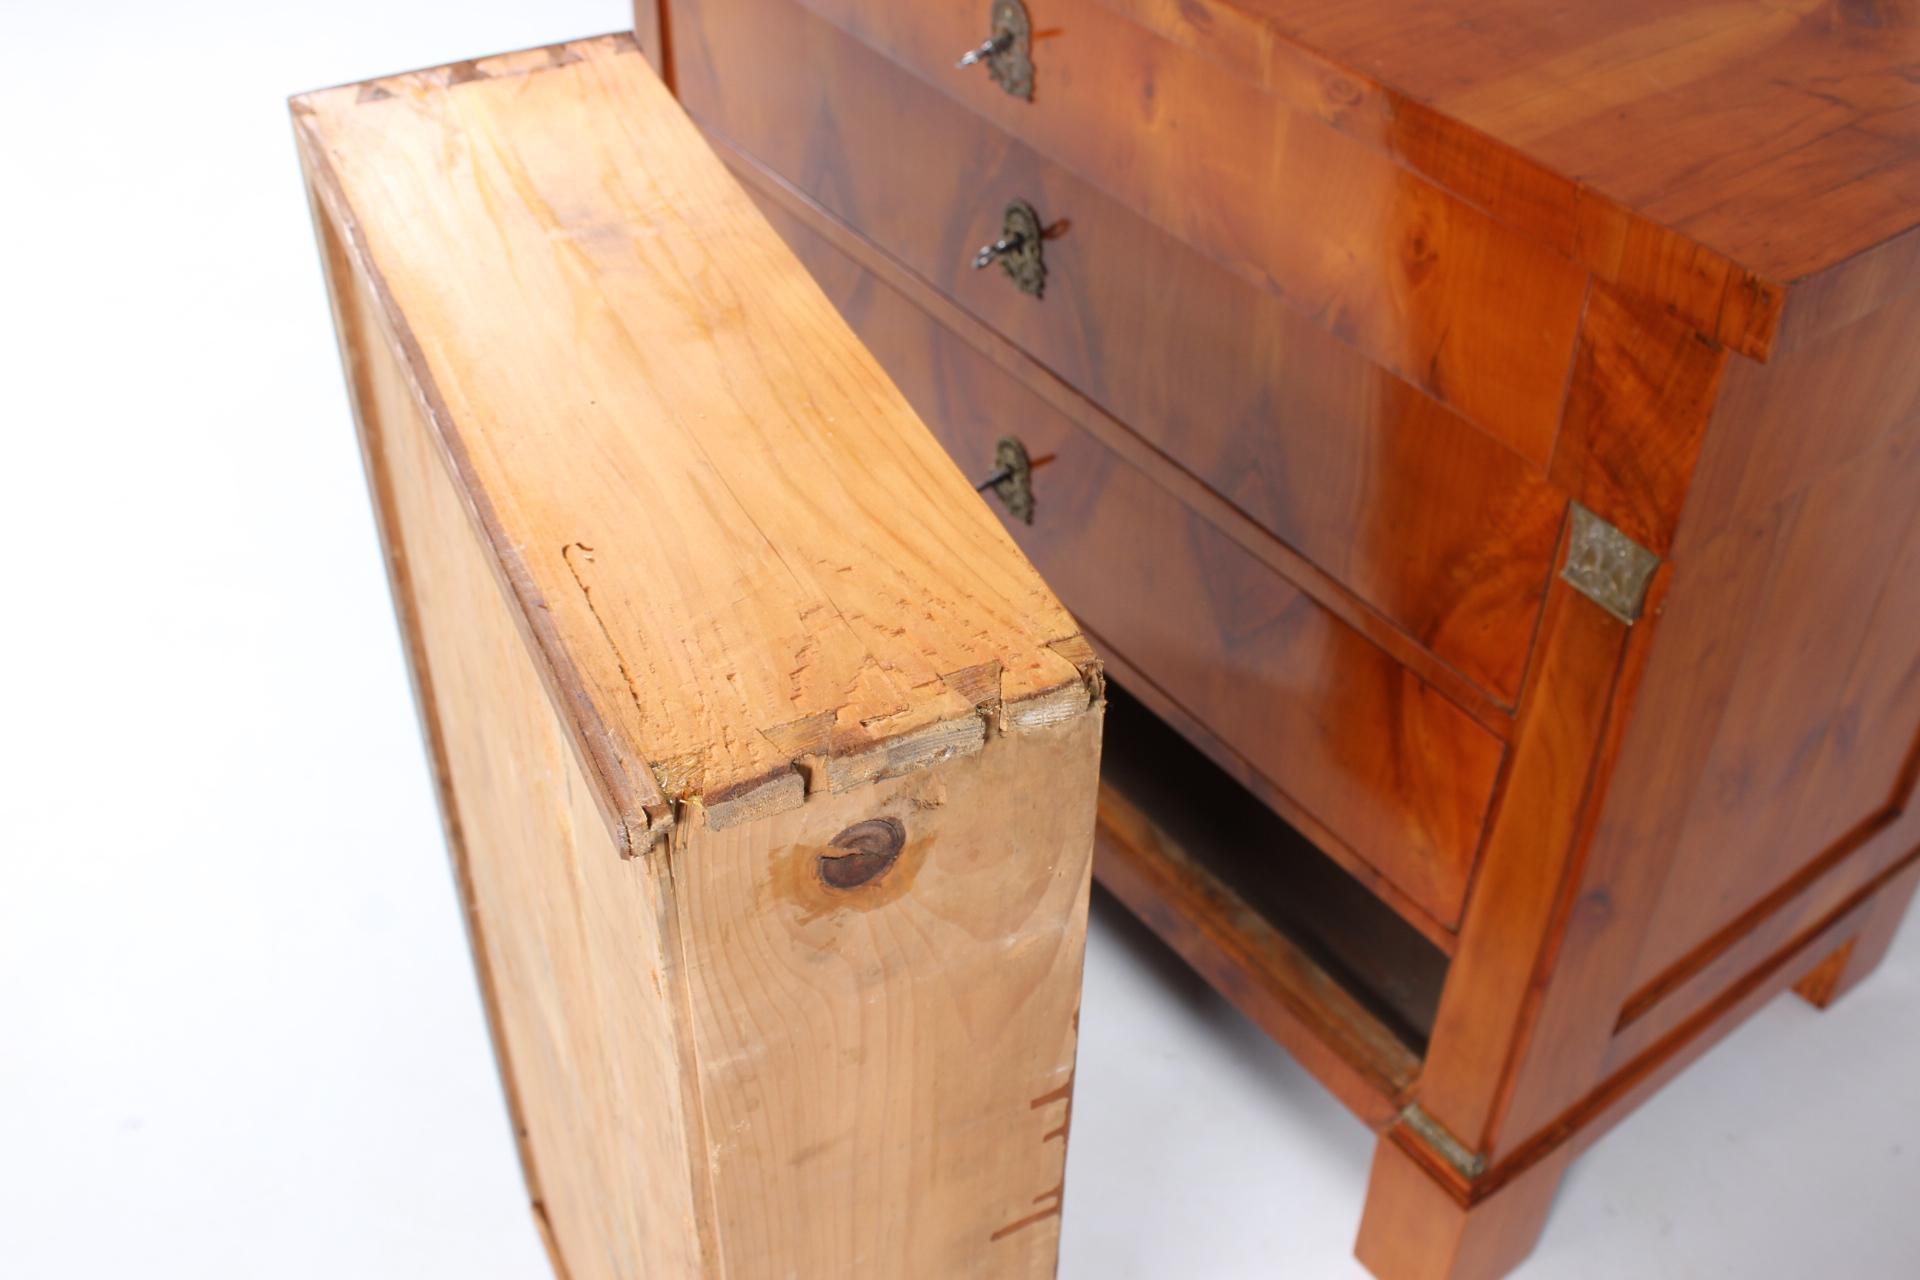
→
(1794, 867, 1920, 1009)
(1353, 1137, 1570, 1280)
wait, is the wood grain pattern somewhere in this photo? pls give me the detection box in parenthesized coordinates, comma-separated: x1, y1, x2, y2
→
(654, 4, 1920, 1275)
(319, 190, 708, 1276)
(1090, 0, 1919, 357)
(672, 709, 1102, 1276)
(1359, 848, 1920, 1280)
(1470, 512, 1788, 1161)
(1627, 292, 1920, 991)
(1412, 573, 1632, 1154)
(671, 0, 1565, 707)
(1691, 284, 1920, 533)
(295, 34, 1090, 851)
(744, 0, 1592, 463)
(741, 185, 1506, 933)
(301, 35, 1104, 1279)
(1224, 0, 1920, 288)
(1608, 811, 1920, 1066)
(1548, 284, 1730, 556)
(1091, 616, 1466, 956)
(1490, 849, 1920, 1187)
(1411, 166, 1920, 1194)
(716, 135, 1520, 744)
(1095, 0, 1790, 358)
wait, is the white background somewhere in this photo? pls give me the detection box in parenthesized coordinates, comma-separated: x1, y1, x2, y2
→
(4, 2, 1917, 1276)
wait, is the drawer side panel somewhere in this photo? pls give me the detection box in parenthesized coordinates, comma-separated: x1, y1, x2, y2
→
(321, 200, 711, 1276)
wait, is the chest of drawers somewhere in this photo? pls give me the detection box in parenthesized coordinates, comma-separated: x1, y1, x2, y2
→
(646, 1, 1920, 1274)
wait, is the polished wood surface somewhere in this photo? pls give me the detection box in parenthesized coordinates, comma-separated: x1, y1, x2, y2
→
(1548, 283, 1731, 555)
(672, 0, 1565, 708)
(1069, 0, 1916, 357)
(1518, 281, 1920, 1110)
(1387, 263, 1920, 1272)
(742, 185, 1505, 931)
(1355, 1131, 1568, 1280)
(1628, 285, 1920, 986)
(1214, 0, 1920, 291)
(301, 35, 1104, 1279)
(768, 0, 1593, 462)
(653, 0, 1920, 1274)
(1396, 150, 1920, 1280)
(1414, 572, 1634, 1154)
(1634, 425, 1920, 978)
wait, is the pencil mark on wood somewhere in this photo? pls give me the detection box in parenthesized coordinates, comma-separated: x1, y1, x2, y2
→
(1031, 1077, 1073, 1144)
(989, 1181, 1065, 1242)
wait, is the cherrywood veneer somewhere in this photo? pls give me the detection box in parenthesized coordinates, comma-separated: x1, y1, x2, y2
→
(738, 177, 1509, 936)
(671, 0, 1564, 710)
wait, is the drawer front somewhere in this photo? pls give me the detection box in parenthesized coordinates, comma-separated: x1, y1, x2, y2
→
(746, 184, 1505, 931)
(699, 0, 1588, 468)
(670, 0, 1563, 707)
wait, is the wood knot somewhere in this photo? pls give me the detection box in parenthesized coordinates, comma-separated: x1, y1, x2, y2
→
(818, 818, 906, 890)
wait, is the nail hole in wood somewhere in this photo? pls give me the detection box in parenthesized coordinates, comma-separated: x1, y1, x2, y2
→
(819, 817, 906, 890)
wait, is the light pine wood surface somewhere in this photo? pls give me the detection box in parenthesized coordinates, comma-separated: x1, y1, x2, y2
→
(298, 32, 1103, 1280)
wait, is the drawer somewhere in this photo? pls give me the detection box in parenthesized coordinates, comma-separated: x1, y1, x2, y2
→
(687, 0, 1589, 469)
(300, 38, 1101, 1278)
(670, 0, 1564, 707)
(749, 186, 1505, 933)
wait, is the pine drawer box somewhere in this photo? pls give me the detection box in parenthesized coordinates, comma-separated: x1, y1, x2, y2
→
(652, 0, 1920, 1276)
(295, 36, 1103, 1280)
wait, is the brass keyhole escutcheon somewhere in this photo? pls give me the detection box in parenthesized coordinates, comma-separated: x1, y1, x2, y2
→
(818, 817, 906, 890)
(972, 199, 1047, 298)
(976, 435, 1036, 525)
(955, 0, 1035, 100)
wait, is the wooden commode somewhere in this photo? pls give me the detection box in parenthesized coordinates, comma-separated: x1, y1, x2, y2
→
(644, 0, 1920, 1275)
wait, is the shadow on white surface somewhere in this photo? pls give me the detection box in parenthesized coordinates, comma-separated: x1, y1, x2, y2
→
(1064, 885, 1920, 1279)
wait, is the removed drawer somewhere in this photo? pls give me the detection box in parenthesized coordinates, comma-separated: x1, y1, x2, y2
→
(298, 37, 1099, 1278)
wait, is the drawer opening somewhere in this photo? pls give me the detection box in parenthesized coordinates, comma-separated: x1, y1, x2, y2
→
(1094, 682, 1448, 1117)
